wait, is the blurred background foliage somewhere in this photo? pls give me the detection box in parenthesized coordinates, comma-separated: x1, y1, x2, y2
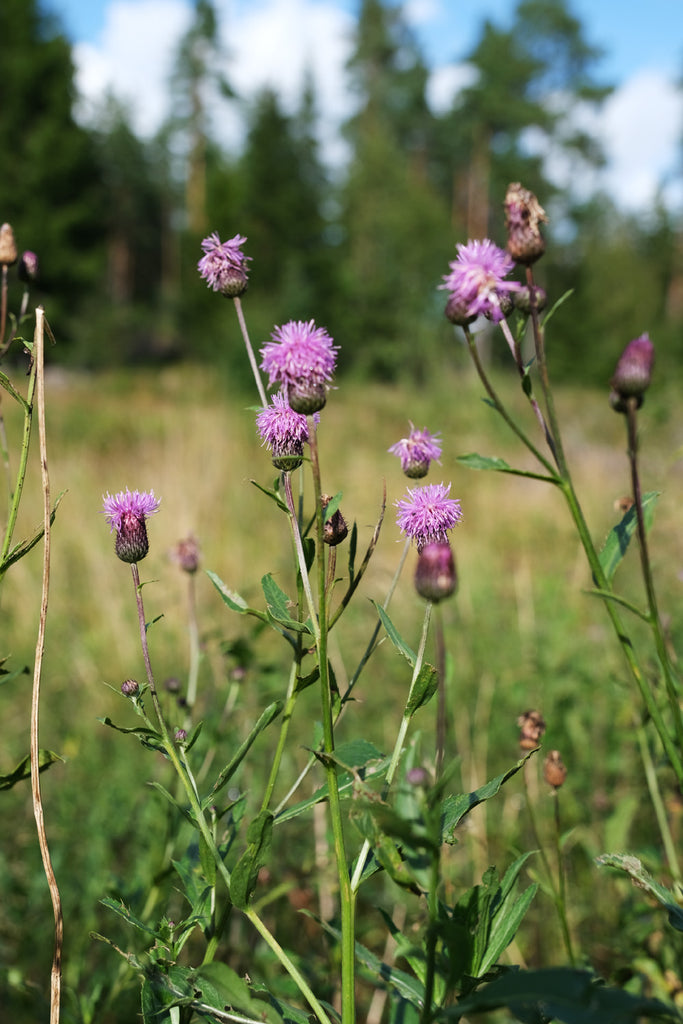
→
(1, 0, 682, 385)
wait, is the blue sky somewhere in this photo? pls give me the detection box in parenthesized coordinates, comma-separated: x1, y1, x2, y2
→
(43, 0, 683, 212)
(46, 0, 683, 83)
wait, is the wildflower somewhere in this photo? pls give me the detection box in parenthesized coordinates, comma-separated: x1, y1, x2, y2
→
(389, 424, 442, 479)
(18, 250, 39, 283)
(439, 239, 519, 324)
(322, 493, 348, 546)
(198, 232, 251, 297)
(504, 183, 548, 265)
(260, 319, 338, 414)
(170, 535, 201, 574)
(543, 750, 567, 789)
(517, 709, 546, 750)
(256, 392, 310, 471)
(121, 678, 140, 697)
(414, 541, 457, 602)
(609, 333, 655, 411)
(395, 482, 463, 552)
(102, 488, 161, 563)
(174, 728, 187, 744)
(0, 223, 18, 266)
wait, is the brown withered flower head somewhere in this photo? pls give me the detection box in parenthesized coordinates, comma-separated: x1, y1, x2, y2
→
(322, 494, 348, 546)
(504, 183, 548, 265)
(543, 750, 568, 789)
(517, 709, 546, 750)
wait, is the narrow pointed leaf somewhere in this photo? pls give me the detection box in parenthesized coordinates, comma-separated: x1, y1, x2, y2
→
(372, 601, 416, 666)
(599, 491, 659, 584)
(231, 811, 273, 909)
(0, 749, 62, 790)
(405, 664, 438, 717)
(441, 752, 533, 844)
(457, 453, 556, 483)
(206, 701, 283, 805)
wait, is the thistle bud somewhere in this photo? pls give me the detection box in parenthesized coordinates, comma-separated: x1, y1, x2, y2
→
(414, 541, 457, 602)
(174, 728, 187, 744)
(18, 250, 39, 283)
(513, 285, 547, 315)
(609, 333, 654, 411)
(517, 709, 546, 750)
(543, 750, 567, 789)
(322, 494, 348, 546)
(504, 183, 548, 265)
(444, 293, 477, 327)
(171, 535, 200, 574)
(287, 380, 327, 415)
(0, 223, 18, 266)
(121, 678, 140, 697)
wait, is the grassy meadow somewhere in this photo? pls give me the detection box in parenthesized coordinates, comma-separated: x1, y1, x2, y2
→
(2, 356, 682, 1021)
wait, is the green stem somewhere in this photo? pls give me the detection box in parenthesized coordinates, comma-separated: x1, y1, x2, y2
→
(550, 790, 576, 967)
(635, 722, 681, 882)
(232, 297, 268, 408)
(308, 422, 355, 1024)
(463, 326, 557, 478)
(351, 601, 433, 894)
(419, 851, 441, 1024)
(0, 354, 38, 572)
(625, 399, 683, 749)
(244, 907, 332, 1024)
(522, 762, 575, 965)
(261, 661, 298, 811)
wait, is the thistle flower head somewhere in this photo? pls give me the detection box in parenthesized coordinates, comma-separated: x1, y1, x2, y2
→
(198, 232, 251, 297)
(102, 488, 160, 563)
(389, 424, 442, 479)
(609, 333, 655, 411)
(439, 239, 518, 324)
(256, 392, 310, 471)
(260, 319, 338, 413)
(395, 482, 463, 552)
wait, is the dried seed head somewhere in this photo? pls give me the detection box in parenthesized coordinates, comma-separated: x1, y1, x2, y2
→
(0, 223, 18, 266)
(504, 183, 548, 265)
(322, 494, 348, 546)
(543, 750, 567, 789)
(517, 709, 546, 749)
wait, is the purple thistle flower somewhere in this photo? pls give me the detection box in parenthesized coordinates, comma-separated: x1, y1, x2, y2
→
(102, 489, 161, 563)
(389, 423, 442, 479)
(198, 232, 251, 297)
(260, 319, 338, 414)
(439, 239, 519, 324)
(256, 392, 310, 471)
(395, 482, 463, 552)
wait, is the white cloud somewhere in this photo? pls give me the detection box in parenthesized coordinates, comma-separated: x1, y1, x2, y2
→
(74, 0, 192, 136)
(598, 69, 683, 211)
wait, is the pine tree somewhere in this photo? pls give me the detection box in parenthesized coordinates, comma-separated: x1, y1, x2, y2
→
(0, 0, 106, 321)
(338, 0, 450, 378)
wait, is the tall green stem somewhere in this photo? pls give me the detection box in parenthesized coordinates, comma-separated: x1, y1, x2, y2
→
(351, 601, 433, 894)
(625, 399, 683, 749)
(308, 422, 355, 1024)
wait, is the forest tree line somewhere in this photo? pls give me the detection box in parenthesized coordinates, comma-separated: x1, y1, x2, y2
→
(1, 0, 681, 386)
